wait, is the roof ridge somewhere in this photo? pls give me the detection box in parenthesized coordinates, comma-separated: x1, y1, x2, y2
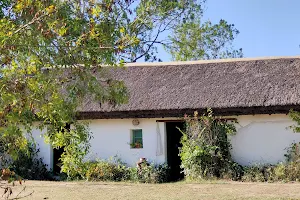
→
(124, 56, 300, 67)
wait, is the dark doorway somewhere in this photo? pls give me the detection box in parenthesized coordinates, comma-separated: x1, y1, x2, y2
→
(166, 121, 185, 181)
(52, 124, 70, 174)
(53, 147, 64, 174)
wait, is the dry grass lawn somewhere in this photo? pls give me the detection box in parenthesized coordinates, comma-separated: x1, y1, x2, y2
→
(5, 180, 300, 200)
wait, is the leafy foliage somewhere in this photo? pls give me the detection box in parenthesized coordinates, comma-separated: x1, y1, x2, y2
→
(284, 141, 300, 163)
(241, 165, 269, 182)
(241, 163, 300, 182)
(130, 162, 170, 183)
(0, 0, 139, 178)
(289, 110, 300, 133)
(242, 142, 300, 182)
(0, 0, 242, 179)
(179, 109, 241, 180)
(80, 157, 129, 181)
(119, 0, 208, 62)
(166, 16, 243, 60)
(179, 110, 300, 183)
(74, 157, 170, 183)
(10, 144, 51, 180)
(0, 168, 34, 199)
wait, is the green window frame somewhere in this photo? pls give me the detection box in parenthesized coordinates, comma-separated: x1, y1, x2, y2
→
(131, 129, 143, 148)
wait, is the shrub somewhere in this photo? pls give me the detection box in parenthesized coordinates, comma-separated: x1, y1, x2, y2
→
(271, 163, 286, 181)
(154, 163, 170, 183)
(241, 165, 266, 182)
(84, 159, 129, 181)
(284, 161, 300, 181)
(179, 109, 240, 180)
(241, 163, 300, 183)
(241, 152, 300, 183)
(222, 161, 244, 181)
(10, 144, 52, 180)
(130, 162, 170, 183)
(78, 157, 170, 183)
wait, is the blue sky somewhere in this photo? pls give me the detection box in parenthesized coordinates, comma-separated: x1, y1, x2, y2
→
(157, 0, 300, 61)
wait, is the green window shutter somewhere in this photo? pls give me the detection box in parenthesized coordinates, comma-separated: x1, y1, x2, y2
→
(132, 129, 143, 148)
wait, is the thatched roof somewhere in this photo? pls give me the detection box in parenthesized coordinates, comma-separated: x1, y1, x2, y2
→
(79, 56, 300, 119)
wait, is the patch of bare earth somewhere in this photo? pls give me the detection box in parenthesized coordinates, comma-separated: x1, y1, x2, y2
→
(5, 181, 300, 200)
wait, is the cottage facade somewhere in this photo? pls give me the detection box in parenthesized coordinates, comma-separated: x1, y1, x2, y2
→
(32, 57, 300, 173)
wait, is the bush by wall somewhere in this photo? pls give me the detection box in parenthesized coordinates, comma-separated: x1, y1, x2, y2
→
(179, 109, 242, 180)
(241, 142, 300, 182)
(76, 157, 170, 183)
(83, 159, 129, 181)
(10, 144, 52, 180)
(178, 110, 300, 182)
(241, 163, 300, 182)
(129, 162, 170, 183)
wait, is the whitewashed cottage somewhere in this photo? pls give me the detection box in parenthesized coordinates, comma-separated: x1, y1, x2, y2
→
(32, 56, 300, 177)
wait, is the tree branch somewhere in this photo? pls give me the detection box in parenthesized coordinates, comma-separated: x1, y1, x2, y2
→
(131, 29, 161, 62)
(13, 12, 49, 35)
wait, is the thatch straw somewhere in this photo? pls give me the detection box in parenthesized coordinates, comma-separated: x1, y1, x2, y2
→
(78, 57, 300, 119)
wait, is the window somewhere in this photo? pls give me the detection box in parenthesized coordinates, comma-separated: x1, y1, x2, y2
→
(131, 129, 143, 148)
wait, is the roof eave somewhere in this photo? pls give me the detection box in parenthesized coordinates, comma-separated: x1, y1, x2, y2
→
(77, 105, 300, 120)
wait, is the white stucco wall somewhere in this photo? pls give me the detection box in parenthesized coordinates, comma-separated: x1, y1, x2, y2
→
(30, 125, 52, 170)
(31, 114, 300, 168)
(230, 114, 300, 166)
(30, 118, 167, 169)
(85, 119, 167, 166)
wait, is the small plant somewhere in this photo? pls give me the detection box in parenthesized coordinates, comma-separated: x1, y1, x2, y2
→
(271, 163, 286, 181)
(222, 161, 244, 181)
(132, 158, 170, 183)
(241, 165, 266, 182)
(284, 142, 300, 163)
(130, 141, 143, 148)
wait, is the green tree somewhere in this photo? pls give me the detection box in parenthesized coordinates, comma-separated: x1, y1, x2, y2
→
(0, 0, 129, 177)
(118, 0, 207, 62)
(0, 0, 211, 177)
(166, 17, 243, 61)
(0, 0, 242, 178)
